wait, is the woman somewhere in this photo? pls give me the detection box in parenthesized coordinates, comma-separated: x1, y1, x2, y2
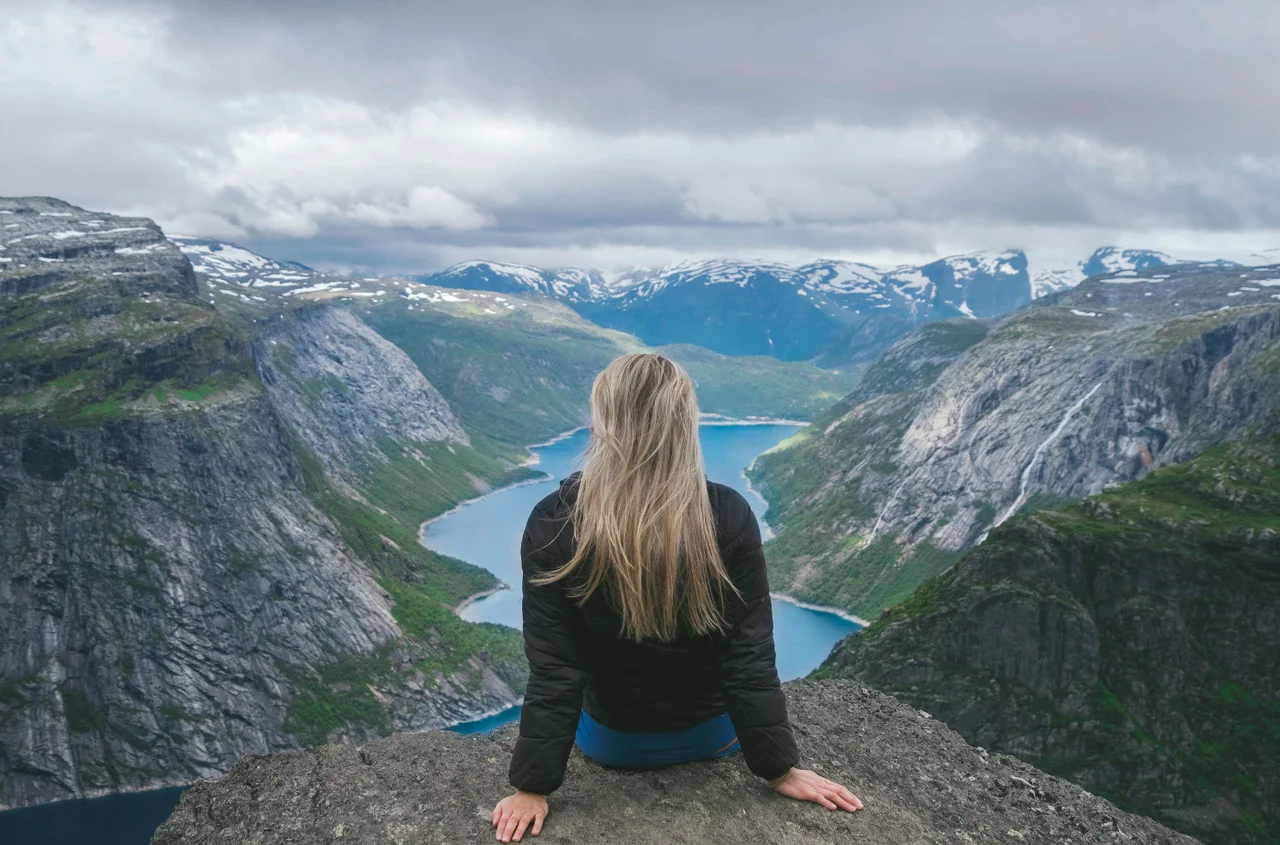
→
(491, 354, 863, 843)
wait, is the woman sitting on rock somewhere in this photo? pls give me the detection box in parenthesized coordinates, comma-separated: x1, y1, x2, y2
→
(492, 353, 863, 843)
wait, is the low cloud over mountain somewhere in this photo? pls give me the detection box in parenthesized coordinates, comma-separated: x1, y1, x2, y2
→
(2, 1, 1278, 273)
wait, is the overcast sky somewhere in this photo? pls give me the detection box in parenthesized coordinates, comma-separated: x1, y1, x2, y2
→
(2, 0, 1278, 273)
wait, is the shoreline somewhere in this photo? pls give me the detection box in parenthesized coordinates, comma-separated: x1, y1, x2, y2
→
(523, 425, 587, 453)
(452, 584, 509, 618)
(443, 699, 524, 731)
(418, 418, 807, 541)
(770, 592, 870, 627)
(0, 779, 192, 816)
(699, 414, 809, 427)
(419, 424, 589, 539)
(739, 457, 776, 539)
(418, 471, 553, 537)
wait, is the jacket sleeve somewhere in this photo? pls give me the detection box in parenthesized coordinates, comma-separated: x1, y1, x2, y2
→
(714, 506, 800, 781)
(508, 513, 589, 794)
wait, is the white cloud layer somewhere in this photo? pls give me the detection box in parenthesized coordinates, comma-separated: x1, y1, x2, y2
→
(0, 0, 1277, 273)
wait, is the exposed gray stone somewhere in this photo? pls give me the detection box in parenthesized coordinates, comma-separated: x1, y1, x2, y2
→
(0, 199, 519, 810)
(253, 305, 468, 491)
(0, 196, 195, 298)
(753, 263, 1280, 617)
(153, 681, 1195, 845)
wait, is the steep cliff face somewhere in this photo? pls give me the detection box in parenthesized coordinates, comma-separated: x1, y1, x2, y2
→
(751, 262, 1280, 618)
(257, 305, 467, 453)
(253, 305, 469, 495)
(152, 680, 1195, 845)
(0, 199, 522, 810)
(822, 434, 1280, 843)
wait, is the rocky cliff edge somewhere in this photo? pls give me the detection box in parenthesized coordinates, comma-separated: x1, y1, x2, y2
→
(152, 680, 1194, 845)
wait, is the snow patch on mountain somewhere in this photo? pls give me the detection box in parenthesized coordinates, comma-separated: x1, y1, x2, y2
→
(172, 237, 322, 288)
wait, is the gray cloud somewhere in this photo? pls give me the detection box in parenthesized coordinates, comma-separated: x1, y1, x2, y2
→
(1, 0, 1277, 272)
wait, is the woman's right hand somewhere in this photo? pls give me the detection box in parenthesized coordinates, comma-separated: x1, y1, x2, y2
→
(769, 768, 864, 812)
(492, 790, 548, 842)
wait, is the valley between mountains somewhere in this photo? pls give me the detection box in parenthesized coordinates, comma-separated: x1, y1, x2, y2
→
(0, 198, 852, 810)
(3, 197, 1279, 844)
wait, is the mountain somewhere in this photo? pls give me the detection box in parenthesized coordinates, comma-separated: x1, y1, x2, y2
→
(413, 248, 1249, 366)
(0, 199, 527, 809)
(175, 245, 861, 440)
(1, 200, 863, 809)
(747, 260, 1280, 619)
(170, 236, 326, 288)
(413, 252, 1034, 364)
(819, 433, 1280, 844)
(151, 680, 1195, 845)
(178, 235, 1251, 368)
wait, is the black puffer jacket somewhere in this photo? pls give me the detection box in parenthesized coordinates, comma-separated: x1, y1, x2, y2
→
(508, 472, 799, 794)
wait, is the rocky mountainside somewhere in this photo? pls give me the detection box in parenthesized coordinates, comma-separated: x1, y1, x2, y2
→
(421, 252, 1030, 363)
(186, 258, 859, 447)
(182, 236, 1217, 365)
(152, 680, 1194, 845)
(169, 237, 326, 289)
(409, 248, 1230, 364)
(748, 262, 1280, 620)
(253, 305, 468, 491)
(821, 434, 1280, 844)
(0, 199, 524, 810)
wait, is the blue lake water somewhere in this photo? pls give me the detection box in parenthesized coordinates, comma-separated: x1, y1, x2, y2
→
(0, 787, 186, 845)
(428, 423, 860, 734)
(0, 423, 858, 845)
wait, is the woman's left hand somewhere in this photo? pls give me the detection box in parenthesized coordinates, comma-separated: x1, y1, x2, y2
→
(492, 790, 548, 842)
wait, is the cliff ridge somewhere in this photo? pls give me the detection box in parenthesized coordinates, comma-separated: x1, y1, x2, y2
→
(153, 681, 1194, 845)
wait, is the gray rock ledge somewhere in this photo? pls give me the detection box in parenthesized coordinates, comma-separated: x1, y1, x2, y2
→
(153, 680, 1195, 845)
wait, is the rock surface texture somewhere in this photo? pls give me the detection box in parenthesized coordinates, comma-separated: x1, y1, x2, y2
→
(152, 681, 1196, 845)
(750, 262, 1280, 619)
(824, 435, 1280, 844)
(254, 305, 468, 490)
(0, 199, 520, 810)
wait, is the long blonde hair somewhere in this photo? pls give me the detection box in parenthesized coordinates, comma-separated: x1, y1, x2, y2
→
(534, 353, 734, 640)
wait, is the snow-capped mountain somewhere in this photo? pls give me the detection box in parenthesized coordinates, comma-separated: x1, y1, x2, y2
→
(172, 236, 1254, 365)
(171, 236, 325, 288)
(425, 260, 605, 301)
(412, 251, 1039, 360)
(1026, 247, 1182, 298)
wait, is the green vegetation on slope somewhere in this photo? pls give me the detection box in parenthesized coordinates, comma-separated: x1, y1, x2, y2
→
(658, 343, 859, 420)
(358, 294, 859, 449)
(748, 389, 955, 618)
(0, 288, 256, 424)
(284, 436, 528, 744)
(830, 432, 1280, 844)
(360, 301, 640, 448)
(289, 434, 507, 607)
(283, 576, 528, 746)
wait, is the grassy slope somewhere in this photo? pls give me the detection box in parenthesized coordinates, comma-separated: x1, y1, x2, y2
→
(0, 284, 256, 422)
(658, 343, 859, 420)
(359, 297, 636, 448)
(281, 436, 528, 744)
(353, 288, 860, 449)
(830, 432, 1280, 844)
